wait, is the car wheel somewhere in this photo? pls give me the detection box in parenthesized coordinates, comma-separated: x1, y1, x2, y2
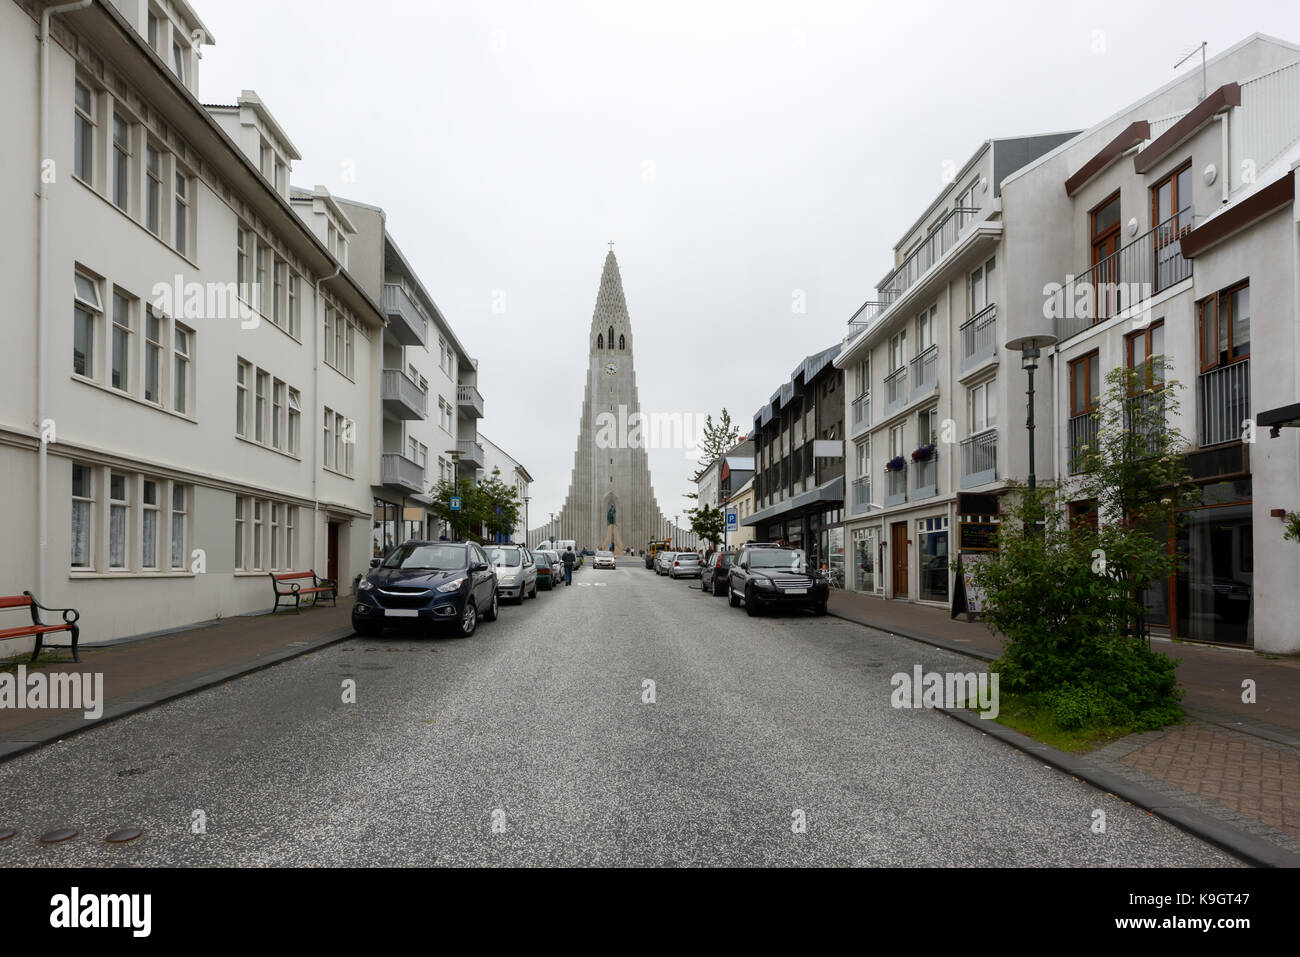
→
(352, 620, 381, 637)
(813, 602, 828, 616)
(528, 581, 537, 599)
(728, 585, 740, 608)
(458, 600, 478, 637)
(482, 591, 499, 622)
(745, 585, 761, 617)
(713, 580, 725, 597)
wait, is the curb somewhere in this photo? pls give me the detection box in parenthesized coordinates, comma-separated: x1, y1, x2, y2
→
(828, 608, 1300, 868)
(0, 626, 356, 765)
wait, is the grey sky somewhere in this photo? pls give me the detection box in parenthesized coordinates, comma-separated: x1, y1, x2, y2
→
(197, 0, 1300, 526)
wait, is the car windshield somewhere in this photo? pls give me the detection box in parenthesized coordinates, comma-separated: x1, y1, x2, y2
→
(485, 547, 521, 567)
(748, 548, 805, 570)
(382, 543, 465, 571)
(597, 551, 612, 557)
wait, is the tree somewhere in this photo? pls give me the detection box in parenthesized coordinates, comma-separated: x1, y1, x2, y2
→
(687, 502, 726, 550)
(477, 467, 522, 542)
(427, 477, 481, 542)
(427, 468, 523, 543)
(691, 409, 741, 483)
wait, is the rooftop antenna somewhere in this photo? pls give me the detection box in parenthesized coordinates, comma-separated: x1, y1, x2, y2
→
(1174, 41, 1208, 102)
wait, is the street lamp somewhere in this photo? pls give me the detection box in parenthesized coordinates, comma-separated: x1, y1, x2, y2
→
(523, 496, 529, 547)
(1006, 334, 1057, 491)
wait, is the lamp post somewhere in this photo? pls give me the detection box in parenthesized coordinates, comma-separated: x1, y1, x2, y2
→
(1005, 334, 1057, 491)
(523, 496, 529, 547)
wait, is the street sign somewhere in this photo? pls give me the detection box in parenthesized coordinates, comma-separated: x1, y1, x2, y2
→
(449, 496, 462, 511)
(725, 508, 738, 531)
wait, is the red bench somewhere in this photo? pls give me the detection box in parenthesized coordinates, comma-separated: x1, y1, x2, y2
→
(269, 571, 337, 614)
(0, 592, 80, 663)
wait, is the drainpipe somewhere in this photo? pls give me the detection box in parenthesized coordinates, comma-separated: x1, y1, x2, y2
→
(36, 0, 93, 604)
(1217, 113, 1230, 205)
(313, 264, 341, 573)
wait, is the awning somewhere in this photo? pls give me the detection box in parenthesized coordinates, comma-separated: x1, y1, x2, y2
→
(741, 476, 844, 527)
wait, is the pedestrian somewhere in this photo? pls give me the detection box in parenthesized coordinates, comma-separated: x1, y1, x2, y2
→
(561, 545, 576, 586)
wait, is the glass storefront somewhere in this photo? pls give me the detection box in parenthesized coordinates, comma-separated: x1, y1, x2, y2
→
(402, 506, 425, 544)
(1174, 481, 1253, 645)
(917, 515, 949, 603)
(820, 526, 844, 587)
(852, 527, 878, 593)
(373, 498, 399, 559)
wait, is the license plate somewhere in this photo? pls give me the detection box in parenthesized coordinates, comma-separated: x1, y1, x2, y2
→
(385, 608, 419, 617)
(784, 588, 808, 595)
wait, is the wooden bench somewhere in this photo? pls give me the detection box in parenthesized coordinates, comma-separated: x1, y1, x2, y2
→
(269, 571, 337, 614)
(0, 592, 80, 663)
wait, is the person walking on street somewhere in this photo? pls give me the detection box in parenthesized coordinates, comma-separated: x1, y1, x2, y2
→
(561, 546, 576, 586)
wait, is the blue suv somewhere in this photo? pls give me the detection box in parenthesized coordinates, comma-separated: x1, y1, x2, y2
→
(353, 541, 499, 638)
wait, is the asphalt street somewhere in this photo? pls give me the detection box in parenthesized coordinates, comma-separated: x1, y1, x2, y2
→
(0, 564, 1236, 866)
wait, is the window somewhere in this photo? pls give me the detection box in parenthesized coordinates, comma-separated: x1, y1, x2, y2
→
(256, 245, 268, 315)
(344, 322, 354, 377)
(173, 170, 189, 256)
(259, 140, 273, 179)
(619, 334, 625, 350)
(234, 498, 246, 570)
(323, 406, 334, 469)
(272, 379, 285, 448)
(856, 357, 870, 396)
(73, 272, 101, 378)
(969, 380, 997, 434)
(147, 10, 158, 50)
(917, 305, 937, 352)
(855, 437, 871, 476)
(287, 274, 299, 337)
(236, 228, 249, 294)
(324, 306, 335, 367)
(109, 472, 128, 569)
(145, 145, 162, 235)
(275, 160, 286, 195)
(236, 359, 249, 436)
(171, 38, 186, 82)
(170, 485, 187, 570)
(111, 291, 132, 390)
(145, 311, 162, 402)
(74, 81, 94, 183)
(142, 479, 159, 569)
(970, 256, 995, 314)
(889, 330, 907, 371)
(71, 464, 93, 569)
(1125, 320, 1165, 389)
(284, 506, 295, 569)
(1152, 161, 1193, 230)
(608, 326, 614, 349)
(1069, 352, 1101, 417)
(272, 260, 284, 327)
(255, 371, 268, 442)
(287, 389, 300, 455)
(271, 503, 281, 570)
(597, 333, 603, 349)
(1198, 283, 1250, 372)
(173, 325, 190, 414)
(889, 424, 906, 459)
(919, 407, 938, 446)
(253, 501, 264, 569)
(112, 114, 131, 211)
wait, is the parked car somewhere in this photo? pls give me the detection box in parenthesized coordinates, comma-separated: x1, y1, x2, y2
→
(594, 550, 617, 569)
(485, 544, 537, 604)
(669, 552, 702, 579)
(538, 549, 563, 573)
(728, 543, 828, 616)
(701, 550, 735, 596)
(535, 552, 557, 590)
(654, 551, 676, 575)
(352, 540, 498, 638)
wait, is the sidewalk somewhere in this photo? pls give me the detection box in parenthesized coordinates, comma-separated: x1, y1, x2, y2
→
(829, 588, 1300, 865)
(0, 603, 354, 763)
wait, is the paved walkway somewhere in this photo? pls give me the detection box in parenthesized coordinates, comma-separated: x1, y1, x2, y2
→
(828, 587, 1300, 860)
(0, 603, 353, 761)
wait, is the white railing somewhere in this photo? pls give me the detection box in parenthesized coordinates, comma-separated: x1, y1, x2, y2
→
(960, 303, 997, 367)
(884, 366, 908, 414)
(960, 430, 997, 483)
(910, 345, 938, 398)
(878, 206, 982, 304)
(851, 392, 871, 436)
(1067, 413, 1098, 474)
(1199, 360, 1250, 448)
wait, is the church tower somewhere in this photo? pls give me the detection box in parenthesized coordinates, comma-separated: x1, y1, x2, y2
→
(531, 249, 677, 552)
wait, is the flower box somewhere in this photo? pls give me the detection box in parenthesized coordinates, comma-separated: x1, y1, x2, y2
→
(884, 455, 906, 473)
(911, 443, 937, 463)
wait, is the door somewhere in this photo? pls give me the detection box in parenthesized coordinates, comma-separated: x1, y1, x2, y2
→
(891, 521, 908, 598)
(327, 522, 340, 584)
(1090, 193, 1121, 320)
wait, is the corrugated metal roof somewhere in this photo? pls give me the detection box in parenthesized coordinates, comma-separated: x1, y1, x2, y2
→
(751, 342, 843, 428)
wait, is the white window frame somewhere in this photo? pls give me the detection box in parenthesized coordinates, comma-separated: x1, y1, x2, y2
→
(71, 463, 94, 570)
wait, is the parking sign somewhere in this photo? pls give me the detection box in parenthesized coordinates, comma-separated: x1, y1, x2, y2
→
(725, 508, 738, 531)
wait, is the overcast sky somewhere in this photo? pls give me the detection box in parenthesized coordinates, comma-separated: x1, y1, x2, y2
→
(197, 0, 1300, 526)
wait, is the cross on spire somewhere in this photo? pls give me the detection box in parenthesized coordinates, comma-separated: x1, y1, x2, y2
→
(608, 240, 615, 252)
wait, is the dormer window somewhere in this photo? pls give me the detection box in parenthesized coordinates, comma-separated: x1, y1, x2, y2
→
(171, 39, 185, 83)
(147, 11, 158, 50)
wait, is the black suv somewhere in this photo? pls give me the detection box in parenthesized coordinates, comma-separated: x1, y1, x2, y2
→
(353, 540, 499, 637)
(727, 543, 828, 616)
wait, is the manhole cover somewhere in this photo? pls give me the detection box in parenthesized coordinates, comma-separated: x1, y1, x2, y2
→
(39, 827, 79, 844)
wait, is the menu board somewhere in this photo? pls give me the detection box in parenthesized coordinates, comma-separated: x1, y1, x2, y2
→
(951, 554, 991, 621)
(958, 521, 1000, 552)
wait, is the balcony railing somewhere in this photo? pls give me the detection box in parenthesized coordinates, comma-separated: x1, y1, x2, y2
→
(850, 391, 871, 438)
(884, 366, 908, 416)
(885, 467, 907, 507)
(1199, 360, 1250, 448)
(960, 430, 997, 488)
(381, 452, 425, 494)
(382, 283, 428, 347)
(1050, 207, 1193, 344)
(457, 384, 484, 419)
(913, 453, 938, 498)
(381, 368, 428, 420)
(1067, 412, 1098, 474)
(1123, 389, 1166, 457)
(457, 438, 486, 469)
(959, 303, 997, 372)
(878, 206, 982, 305)
(851, 476, 873, 515)
(846, 301, 892, 339)
(910, 345, 938, 401)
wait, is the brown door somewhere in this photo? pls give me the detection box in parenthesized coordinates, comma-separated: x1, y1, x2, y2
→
(327, 522, 340, 583)
(891, 522, 908, 598)
(1090, 193, 1121, 320)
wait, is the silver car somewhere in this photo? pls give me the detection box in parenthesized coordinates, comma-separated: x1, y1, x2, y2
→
(486, 544, 537, 603)
(669, 552, 702, 579)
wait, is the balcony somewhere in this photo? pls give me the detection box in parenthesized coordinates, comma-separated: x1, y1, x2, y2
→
(381, 368, 427, 420)
(456, 438, 486, 469)
(850, 391, 871, 438)
(960, 430, 997, 488)
(1050, 208, 1193, 345)
(913, 452, 938, 499)
(381, 452, 426, 495)
(883, 366, 908, 417)
(1067, 413, 1098, 474)
(1124, 389, 1166, 457)
(878, 206, 982, 306)
(885, 467, 907, 507)
(846, 301, 891, 341)
(850, 476, 873, 515)
(959, 303, 997, 373)
(1199, 360, 1250, 448)
(382, 283, 428, 347)
(457, 384, 484, 419)
(909, 345, 938, 402)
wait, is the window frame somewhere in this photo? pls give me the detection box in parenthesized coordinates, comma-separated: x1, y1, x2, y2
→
(1069, 350, 1101, 417)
